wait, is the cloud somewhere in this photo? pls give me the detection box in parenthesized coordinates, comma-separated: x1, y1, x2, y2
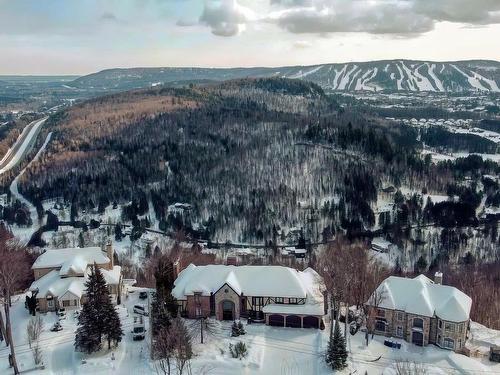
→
(413, 0, 500, 24)
(100, 12, 118, 22)
(293, 40, 312, 48)
(265, 1, 435, 35)
(176, 18, 198, 27)
(195, 0, 500, 37)
(199, 0, 256, 36)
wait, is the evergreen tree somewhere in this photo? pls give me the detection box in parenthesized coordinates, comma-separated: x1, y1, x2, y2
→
(231, 321, 240, 337)
(237, 321, 246, 335)
(150, 291, 172, 337)
(78, 232, 85, 248)
(114, 223, 123, 241)
(102, 302, 123, 349)
(75, 264, 123, 353)
(326, 321, 348, 371)
(75, 298, 102, 353)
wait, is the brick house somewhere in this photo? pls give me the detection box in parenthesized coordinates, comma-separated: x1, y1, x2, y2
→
(29, 244, 122, 312)
(172, 264, 326, 328)
(366, 273, 471, 352)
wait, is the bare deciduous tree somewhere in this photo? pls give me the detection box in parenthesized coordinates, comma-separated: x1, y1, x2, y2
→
(153, 318, 193, 375)
(27, 315, 44, 365)
(0, 226, 33, 374)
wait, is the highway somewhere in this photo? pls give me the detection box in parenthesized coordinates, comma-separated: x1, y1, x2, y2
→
(0, 117, 48, 175)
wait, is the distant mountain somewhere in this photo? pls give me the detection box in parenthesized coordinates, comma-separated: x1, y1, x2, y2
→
(70, 60, 500, 93)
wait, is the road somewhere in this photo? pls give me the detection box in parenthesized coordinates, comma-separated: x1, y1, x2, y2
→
(0, 117, 48, 175)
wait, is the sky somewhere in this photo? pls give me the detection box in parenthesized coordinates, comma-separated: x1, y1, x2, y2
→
(1, 0, 500, 75)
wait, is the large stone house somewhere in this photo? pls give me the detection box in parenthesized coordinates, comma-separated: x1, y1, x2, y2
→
(172, 264, 326, 329)
(29, 244, 122, 312)
(366, 273, 471, 352)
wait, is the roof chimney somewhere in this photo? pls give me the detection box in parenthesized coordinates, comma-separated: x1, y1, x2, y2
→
(106, 241, 114, 269)
(434, 271, 443, 285)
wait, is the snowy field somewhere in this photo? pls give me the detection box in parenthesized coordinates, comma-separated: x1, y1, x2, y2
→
(1, 287, 499, 375)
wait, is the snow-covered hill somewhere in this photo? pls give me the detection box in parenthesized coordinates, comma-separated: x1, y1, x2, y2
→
(71, 60, 500, 93)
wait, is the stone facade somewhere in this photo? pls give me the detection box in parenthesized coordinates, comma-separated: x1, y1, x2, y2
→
(214, 284, 241, 320)
(370, 306, 468, 351)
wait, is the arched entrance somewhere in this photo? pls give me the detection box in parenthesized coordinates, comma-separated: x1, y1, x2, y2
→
(303, 316, 319, 329)
(285, 315, 302, 328)
(222, 300, 234, 320)
(268, 314, 284, 326)
(412, 331, 424, 346)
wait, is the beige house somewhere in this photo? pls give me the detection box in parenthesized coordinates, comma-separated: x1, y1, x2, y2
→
(172, 264, 326, 329)
(29, 244, 122, 312)
(366, 273, 471, 352)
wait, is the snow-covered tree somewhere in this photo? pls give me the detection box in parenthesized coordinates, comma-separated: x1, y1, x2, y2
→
(326, 320, 348, 371)
(75, 264, 123, 353)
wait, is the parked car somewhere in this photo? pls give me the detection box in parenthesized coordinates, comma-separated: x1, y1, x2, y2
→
(139, 291, 148, 300)
(133, 304, 149, 316)
(50, 322, 63, 332)
(132, 316, 146, 341)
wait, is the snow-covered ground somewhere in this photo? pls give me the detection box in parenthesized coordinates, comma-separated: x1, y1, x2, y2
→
(1, 289, 499, 375)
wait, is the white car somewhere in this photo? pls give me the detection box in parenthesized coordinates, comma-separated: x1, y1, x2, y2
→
(133, 304, 148, 316)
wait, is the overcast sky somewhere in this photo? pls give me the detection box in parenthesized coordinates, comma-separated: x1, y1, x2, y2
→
(1, 0, 500, 75)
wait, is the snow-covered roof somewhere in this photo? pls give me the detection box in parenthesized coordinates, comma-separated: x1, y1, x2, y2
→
(102, 266, 122, 285)
(263, 267, 325, 316)
(32, 247, 109, 270)
(29, 266, 121, 299)
(368, 275, 472, 322)
(172, 264, 324, 302)
(371, 237, 392, 249)
(30, 270, 86, 299)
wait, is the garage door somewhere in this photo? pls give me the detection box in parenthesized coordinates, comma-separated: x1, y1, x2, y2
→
(285, 315, 302, 328)
(303, 316, 319, 329)
(268, 314, 284, 327)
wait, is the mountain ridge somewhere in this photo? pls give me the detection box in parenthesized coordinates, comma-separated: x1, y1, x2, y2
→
(71, 59, 500, 93)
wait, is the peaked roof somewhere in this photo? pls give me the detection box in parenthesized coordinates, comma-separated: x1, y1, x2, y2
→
(29, 266, 121, 299)
(173, 264, 319, 299)
(368, 275, 472, 322)
(32, 247, 109, 270)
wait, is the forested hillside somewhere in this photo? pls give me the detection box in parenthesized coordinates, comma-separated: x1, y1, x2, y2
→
(5, 79, 499, 265)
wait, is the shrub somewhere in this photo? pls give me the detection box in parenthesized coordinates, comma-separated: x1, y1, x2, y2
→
(229, 341, 248, 360)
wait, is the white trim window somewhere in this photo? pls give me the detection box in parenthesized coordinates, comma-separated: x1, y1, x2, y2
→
(443, 338, 455, 350)
(396, 326, 403, 337)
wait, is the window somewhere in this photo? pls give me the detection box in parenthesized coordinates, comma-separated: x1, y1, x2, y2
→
(412, 318, 424, 330)
(445, 322, 455, 332)
(458, 324, 463, 334)
(397, 312, 404, 321)
(375, 320, 386, 332)
(443, 338, 454, 349)
(458, 339, 462, 348)
(377, 309, 385, 317)
(275, 297, 284, 304)
(195, 306, 202, 317)
(252, 297, 265, 310)
(396, 326, 403, 337)
(289, 298, 298, 304)
(439, 320, 443, 329)
(62, 300, 70, 307)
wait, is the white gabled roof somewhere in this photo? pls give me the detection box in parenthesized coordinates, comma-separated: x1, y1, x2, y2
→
(173, 264, 317, 300)
(368, 275, 471, 322)
(32, 247, 109, 270)
(29, 265, 121, 300)
(30, 270, 86, 299)
(262, 267, 325, 316)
